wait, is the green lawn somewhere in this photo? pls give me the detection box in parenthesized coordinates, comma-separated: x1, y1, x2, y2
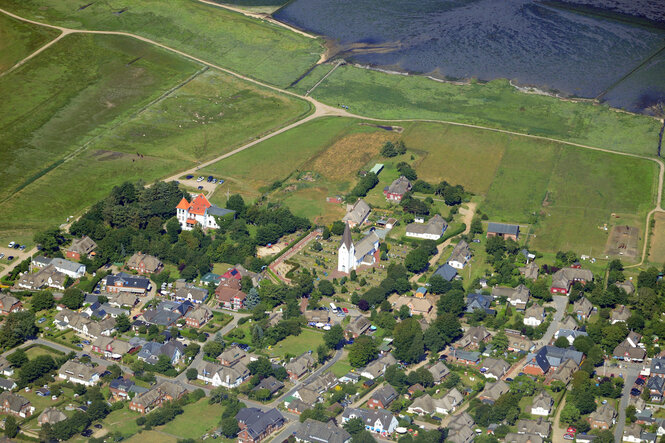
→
(101, 407, 142, 438)
(157, 398, 224, 439)
(24, 345, 62, 359)
(0, 12, 59, 73)
(265, 328, 325, 358)
(329, 356, 353, 377)
(0, 0, 323, 87)
(301, 63, 662, 156)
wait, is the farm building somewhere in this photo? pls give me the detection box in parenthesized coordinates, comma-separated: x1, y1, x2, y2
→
(487, 222, 520, 241)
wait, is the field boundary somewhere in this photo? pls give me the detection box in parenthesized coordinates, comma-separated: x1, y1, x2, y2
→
(0, 6, 663, 268)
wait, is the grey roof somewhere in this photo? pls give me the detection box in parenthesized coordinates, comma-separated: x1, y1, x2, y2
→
(0, 379, 16, 391)
(295, 419, 351, 443)
(385, 176, 411, 195)
(207, 205, 235, 217)
(236, 408, 284, 440)
(405, 214, 448, 236)
(105, 272, 150, 290)
(253, 376, 284, 394)
(174, 285, 208, 302)
(341, 408, 396, 431)
(370, 384, 398, 406)
(552, 268, 594, 290)
(480, 380, 509, 402)
(343, 199, 370, 225)
(354, 231, 380, 261)
(526, 346, 583, 373)
(341, 223, 353, 250)
(487, 222, 519, 236)
(68, 236, 97, 255)
(50, 257, 84, 274)
(433, 263, 457, 281)
(448, 240, 471, 265)
(453, 350, 480, 363)
(651, 358, 665, 374)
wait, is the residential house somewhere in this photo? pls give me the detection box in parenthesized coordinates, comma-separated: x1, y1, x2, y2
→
(616, 281, 636, 295)
(305, 372, 338, 394)
(447, 240, 471, 270)
(405, 214, 448, 240)
(478, 380, 510, 404)
(295, 418, 351, 443)
(589, 403, 616, 430)
(109, 378, 136, 400)
(523, 346, 583, 376)
(252, 376, 284, 397)
(481, 358, 510, 380)
(611, 305, 631, 324)
(58, 360, 104, 386)
(614, 331, 646, 362)
(342, 199, 371, 228)
(519, 262, 539, 280)
(0, 379, 16, 392)
(393, 296, 433, 317)
(550, 268, 594, 294)
(407, 390, 463, 416)
(32, 256, 86, 279)
(176, 193, 235, 231)
(292, 387, 321, 405)
(450, 350, 481, 366)
(648, 377, 665, 402)
(428, 362, 450, 382)
(236, 407, 285, 443)
(367, 385, 398, 409)
(487, 222, 520, 241)
(560, 316, 579, 330)
(108, 292, 139, 308)
(92, 337, 134, 360)
(305, 310, 331, 324)
(465, 293, 495, 315)
(446, 412, 475, 443)
(196, 361, 250, 388)
(504, 433, 543, 443)
(345, 316, 371, 339)
(651, 358, 665, 378)
(15, 265, 66, 291)
(137, 340, 184, 365)
(360, 355, 395, 380)
(129, 381, 187, 414)
(624, 423, 644, 443)
(185, 304, 213, 328)
(286, 398, 309, 415)
(215, 278, 247, 311)
(547, 358, 579, 385)
(341, 408, 398, 435)
(523, 304, 545, 326)
(456, 326, 492, 350)
(174, 285, 208, 304)
(530, 391, 554, 416)
(218, 346, 247, 366)
(0, 294, 22, 315)
(102, 272, 151, 295)
(383, 176, 411, 202)
(38, 407, 67, 426)
(0, 392, 34, 418)
(126, 252, 163, 275)
(66, 236, 97, 261)
(492, 284, 530, 310)
(506, 330, 536, 353)
(285, 352, 316, 381)
(573, 297, 594, 321)
(517, 418, 551, 438)
(554, 329, 588, 346)
(433, 263, 458, 282)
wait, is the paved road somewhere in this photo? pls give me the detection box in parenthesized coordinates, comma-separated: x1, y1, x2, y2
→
(538, 295, 569, 347)
(614, 362, 641, 442)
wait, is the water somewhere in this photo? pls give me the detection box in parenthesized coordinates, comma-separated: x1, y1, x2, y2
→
(275, 0, 665, 113)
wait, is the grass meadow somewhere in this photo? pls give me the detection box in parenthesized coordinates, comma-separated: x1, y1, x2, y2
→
(301, 64, 662, 156)
(0, 35, 310, 241)
(0, 12, 59, 73)
(649, 213, 665, 265)
(0, 0, 323, 87)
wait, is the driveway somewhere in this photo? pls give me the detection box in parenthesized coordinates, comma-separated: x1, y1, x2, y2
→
(538, 295, 569, 346)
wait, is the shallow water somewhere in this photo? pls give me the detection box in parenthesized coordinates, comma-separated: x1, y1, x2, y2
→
(275, 0, 665, 112)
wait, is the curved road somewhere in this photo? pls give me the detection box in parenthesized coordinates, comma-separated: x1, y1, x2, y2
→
(0, 5, 663, 273)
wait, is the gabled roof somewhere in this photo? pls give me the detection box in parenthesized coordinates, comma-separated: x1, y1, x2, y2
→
(433, 263, 457, 281)
(385, 176, 411, 195)
(572, 296, 593, 314)
(236, 408, 284, 439)
(406, 214, 448, 236)
(67, 236, 97, 255)
(354, 231, 380, 261)
(552, 268, 594, 289)
(345, 316, 371, 335)
(343, 199, 371, 225)
(295, 418, 351, 443)
(370, 384, 398, 406)
(524, 304, 545, 319)
(428, 362, 450, 381)
(480, 380, 509, 402)
(589, 403, 616, 424)
(531, 391, 553, 410)
(448, 240, 471, 265)
(487, 222, 519, 236)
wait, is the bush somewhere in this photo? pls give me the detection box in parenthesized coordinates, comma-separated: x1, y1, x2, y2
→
(136, 417, 146, 426)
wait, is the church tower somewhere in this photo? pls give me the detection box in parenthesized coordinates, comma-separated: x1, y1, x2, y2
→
(337, 222, 355, 273)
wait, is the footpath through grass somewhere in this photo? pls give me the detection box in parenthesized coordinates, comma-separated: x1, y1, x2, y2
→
(0, 12, 59, 73)
(0, 0, 323, 87)
(300, 64, 662, 156)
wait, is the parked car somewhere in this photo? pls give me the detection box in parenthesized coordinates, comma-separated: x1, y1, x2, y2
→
(0, 254, 4, 260)
(635, 378, 645, 386)
(13, 243, 19, 249)
(563, 434, 574, 440)
(212, 178, 217, 184)
(342, 307, 349, 313)
(567, 427, 577, 434)
(186, 175, 194, 179)
(198, 186, 204, 190)
(38, 317, 47, 324)
(197, 176, 204, 182)
(630, 388, 641, 396)
(7, 241, 15, 248)
(207, 176, 213, 182)
(7, 256, 13, 261)
(19, 245, 26, 250)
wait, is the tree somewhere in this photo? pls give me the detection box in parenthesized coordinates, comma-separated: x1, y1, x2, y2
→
(554, 336, 570, 348)
(348, 336, 378, 367)
(221, 417, 240, 438)
(7, 349, 27, 368)
(491, 331, 509, 353)
(324, 324, 345, 349)
(245, 288, 260, 310)
(318, 280, 335, 296)
(343, 417, 365, 435)
(203, 341, 223, 358)
(115, 314, 131, 333)
(31, 291, 54, 312)
(393, 318, 424, 364)
(186, 368, 198, 381)
(4, 416, 18, 438)
(317, 344, 329, 364)
(351, 431, 377, 443)
(560, 403, 580, 424)
(404, 248, 429, 273)
(226, 194, 246, 217)
(61, 288, 84, 310)
(331, 221, 346, 236)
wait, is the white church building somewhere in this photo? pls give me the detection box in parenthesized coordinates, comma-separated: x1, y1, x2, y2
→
(338, 223, 380, 273)
(175, 193, 235, 231)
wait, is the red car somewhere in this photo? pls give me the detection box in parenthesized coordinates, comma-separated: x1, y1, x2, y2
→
(342, 308, 349, 313)
(567, 427, 577, 434)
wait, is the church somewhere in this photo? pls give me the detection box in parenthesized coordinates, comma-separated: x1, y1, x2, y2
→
(338, 223, 380, 273)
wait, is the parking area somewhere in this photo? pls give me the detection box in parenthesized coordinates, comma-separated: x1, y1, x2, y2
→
(177, 174, 224, 195)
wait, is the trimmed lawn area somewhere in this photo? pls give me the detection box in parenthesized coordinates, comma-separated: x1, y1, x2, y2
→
(25, 345, 63, 359)
(649, 212, 665, 265)
(0, 0, 323, 87)
(303, 63, 662, 156)
(102, 407, 142, 438)
(125, 430, 178, 443)
(329, 356, 353, 377)
(265, 328, 325, 358)
(0, 12, 59, 73)
(157, 398, 224, 439)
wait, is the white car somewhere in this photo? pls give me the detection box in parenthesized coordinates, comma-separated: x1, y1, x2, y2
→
(0, 254, 4, 260)
(7, 242, 15, 248)
(197, 176, 204, 182)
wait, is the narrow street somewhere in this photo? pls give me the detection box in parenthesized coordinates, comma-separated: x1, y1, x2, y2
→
(538, 295, 569, 347)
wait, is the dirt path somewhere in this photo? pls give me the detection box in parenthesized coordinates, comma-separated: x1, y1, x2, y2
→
(0, 7, 663, 269)
(410, 202, 477, 283)
(552, 396, 566, 443)
(0, 28, 71, 78)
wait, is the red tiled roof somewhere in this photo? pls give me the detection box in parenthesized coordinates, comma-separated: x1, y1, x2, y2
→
(187, 194, 212, 216)
(176, 198, 190, 210)
(186, 218, 197, 225)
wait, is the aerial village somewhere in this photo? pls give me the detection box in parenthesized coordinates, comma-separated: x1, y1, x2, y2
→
(0, 162, 662, 443)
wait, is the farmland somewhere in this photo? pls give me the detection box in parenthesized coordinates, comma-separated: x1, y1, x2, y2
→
(0, 12, 58, 73)
(0, 33, 310, 241)
(0, 0, 323, 87)
(298, 63, 662, 156)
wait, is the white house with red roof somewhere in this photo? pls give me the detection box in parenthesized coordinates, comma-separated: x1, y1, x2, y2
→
(175, 194, 235, 231)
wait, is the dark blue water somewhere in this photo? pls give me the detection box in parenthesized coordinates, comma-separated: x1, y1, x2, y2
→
(275, 0, 665, 113)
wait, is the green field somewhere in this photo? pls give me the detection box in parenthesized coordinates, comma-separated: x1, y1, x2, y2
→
(0, 12, 59, 73)
(266, 328, 325, 358)
(299, 64, 662, 156)
(158, 398, 224, 439)
(0, 34, 310, 240)
(0, 33, 199, 203)
(0, 0, 323, 87)
(101, 408, 142, 438)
